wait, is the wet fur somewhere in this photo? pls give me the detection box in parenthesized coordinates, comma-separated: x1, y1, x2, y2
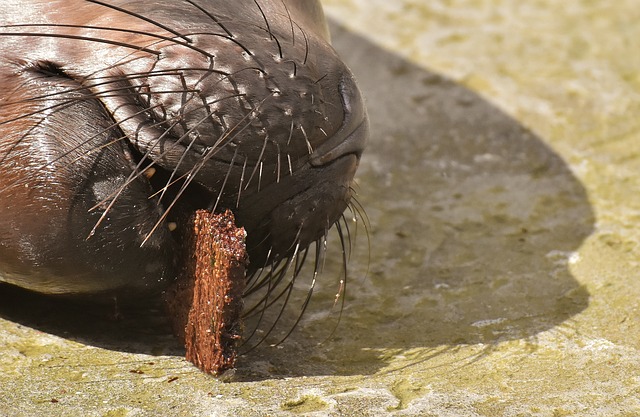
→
(0, 0, 367, 341)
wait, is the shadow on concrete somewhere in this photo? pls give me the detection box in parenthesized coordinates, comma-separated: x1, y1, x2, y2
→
(0, 20, 594, 379)
(234, 21, 595, 378)
(0, 283, 182, 356)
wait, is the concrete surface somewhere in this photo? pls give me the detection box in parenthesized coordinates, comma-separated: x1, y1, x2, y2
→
(2, 0, 640, 415)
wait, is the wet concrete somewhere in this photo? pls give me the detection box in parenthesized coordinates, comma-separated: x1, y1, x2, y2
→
(2, 1, 640, 416)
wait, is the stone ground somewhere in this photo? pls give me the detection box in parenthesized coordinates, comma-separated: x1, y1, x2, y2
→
(2, 0, 640, 416)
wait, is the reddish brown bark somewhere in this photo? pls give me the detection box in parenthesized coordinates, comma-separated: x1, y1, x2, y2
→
(165, 209, 247, 375)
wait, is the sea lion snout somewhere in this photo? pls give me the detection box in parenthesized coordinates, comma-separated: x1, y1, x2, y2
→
(0, 0, 368, 297)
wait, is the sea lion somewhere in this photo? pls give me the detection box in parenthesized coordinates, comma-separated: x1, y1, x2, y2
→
(0, 1, 368, 301)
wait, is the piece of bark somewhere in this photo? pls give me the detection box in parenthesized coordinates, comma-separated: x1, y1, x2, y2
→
(165, 209, 247, 375)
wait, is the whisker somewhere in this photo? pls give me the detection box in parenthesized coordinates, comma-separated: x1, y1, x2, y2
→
(280, 0, 295, 45)
(183, 0, 233, 38)
(243, 243, 307, 351)
(236, 155, 248, 208)
(211, 146, 239, 213)
(244, 134, 269, 190)
(252, 0, 273, 41)
(286, 20, 311, 65)
(152, 127, 201, 203)
(300, 125, 313, 154)
(286, 119, 295, 146)
(175, 31, 254, 56)
(242, 258, 292, 353)
(86, 0, 193, 43)
(287, 153, 293, 176)
(3, 23, 213, 58)
(244, 248, 275, 296)
(339, 213, 354, 261)
(274, 142, 281, 183)
(321, 221, 350, 342)
(272, 240, 324, 346)
(348, 199, 372, 284)
(0, 31, 159, 55)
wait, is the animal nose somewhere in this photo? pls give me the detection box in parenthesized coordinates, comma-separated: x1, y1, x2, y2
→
(309, 72, 369, 167)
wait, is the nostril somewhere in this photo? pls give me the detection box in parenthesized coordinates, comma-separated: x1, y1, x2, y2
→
(309, 73, 368, 167)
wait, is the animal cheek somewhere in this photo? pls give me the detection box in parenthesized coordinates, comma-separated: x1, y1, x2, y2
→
(0, 143, 178, 296)
(0, 72, 178, 296)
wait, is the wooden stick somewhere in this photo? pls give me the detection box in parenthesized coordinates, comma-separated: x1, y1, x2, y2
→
(165, 209, 247, 375)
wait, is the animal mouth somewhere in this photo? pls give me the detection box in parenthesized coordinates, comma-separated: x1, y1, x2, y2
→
(109, 66, 370, 270)
(129, 110, 368, 270)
